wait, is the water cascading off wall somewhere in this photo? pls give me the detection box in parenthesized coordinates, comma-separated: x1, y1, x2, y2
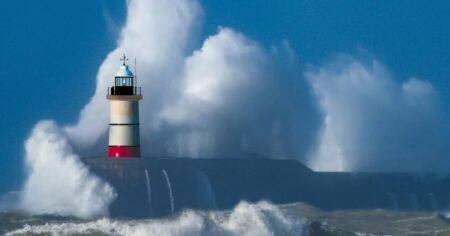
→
(162, 169, 175, 213)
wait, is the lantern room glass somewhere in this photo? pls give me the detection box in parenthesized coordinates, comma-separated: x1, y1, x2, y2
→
(115, 77, 133, 87)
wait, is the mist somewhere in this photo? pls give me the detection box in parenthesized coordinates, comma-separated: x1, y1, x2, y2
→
(13, 0, 450, 217)
(306, 54, 450, 172)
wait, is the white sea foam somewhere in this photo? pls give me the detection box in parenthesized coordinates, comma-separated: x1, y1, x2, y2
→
(6, 201, 307, 236)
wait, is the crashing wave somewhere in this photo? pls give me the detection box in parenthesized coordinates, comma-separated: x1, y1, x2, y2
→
(6, 201, 307, 236)
(19, 121, 116, 219)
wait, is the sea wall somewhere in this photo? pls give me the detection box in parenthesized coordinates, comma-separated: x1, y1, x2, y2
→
(84, 157, 450, 218)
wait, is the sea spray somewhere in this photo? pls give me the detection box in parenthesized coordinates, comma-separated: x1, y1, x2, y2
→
(162, 169, 175, 213)
(19, 121, 116, 219)
(6, 201, 306, 236)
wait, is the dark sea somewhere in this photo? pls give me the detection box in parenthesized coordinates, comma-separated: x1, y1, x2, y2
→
(2, 201, 450, 236)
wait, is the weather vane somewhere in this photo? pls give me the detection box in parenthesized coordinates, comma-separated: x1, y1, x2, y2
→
(120, 54, 129, 65)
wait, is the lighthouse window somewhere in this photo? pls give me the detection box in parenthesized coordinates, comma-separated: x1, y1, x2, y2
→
(115, 77, 133, 87)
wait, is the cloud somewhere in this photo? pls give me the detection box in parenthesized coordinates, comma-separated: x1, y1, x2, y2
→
(306, 54, 450, 172)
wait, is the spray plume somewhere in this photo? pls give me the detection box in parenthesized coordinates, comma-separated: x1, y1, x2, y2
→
(20, 121, 115, 218)
(306, 54, 450, 172)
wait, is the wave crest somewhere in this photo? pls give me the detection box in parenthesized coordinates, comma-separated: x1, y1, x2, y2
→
(7, 201, 306, 236)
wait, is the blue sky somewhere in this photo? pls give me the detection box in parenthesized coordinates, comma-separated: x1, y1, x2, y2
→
(1, 0, 450, 190)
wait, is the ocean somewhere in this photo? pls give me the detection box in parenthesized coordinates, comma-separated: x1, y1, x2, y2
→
(2, 201, 450, 236)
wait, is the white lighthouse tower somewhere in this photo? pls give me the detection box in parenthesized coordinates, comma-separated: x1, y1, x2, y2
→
(107, 55, 142, 158)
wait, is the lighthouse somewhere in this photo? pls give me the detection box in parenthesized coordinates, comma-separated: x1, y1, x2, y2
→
(107, 55, 142, 158)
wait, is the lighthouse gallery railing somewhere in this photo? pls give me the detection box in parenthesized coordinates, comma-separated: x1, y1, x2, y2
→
(108, 86, 141, 96)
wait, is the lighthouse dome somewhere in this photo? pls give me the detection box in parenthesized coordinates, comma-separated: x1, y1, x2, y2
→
(115, 64, 134, 77)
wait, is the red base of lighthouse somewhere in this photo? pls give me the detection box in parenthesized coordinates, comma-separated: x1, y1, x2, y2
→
(108, 146, 141, 158)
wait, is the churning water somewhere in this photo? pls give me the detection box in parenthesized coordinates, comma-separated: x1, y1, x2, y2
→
(3, 201, 306, 236)
(4, 200, 450, 236)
